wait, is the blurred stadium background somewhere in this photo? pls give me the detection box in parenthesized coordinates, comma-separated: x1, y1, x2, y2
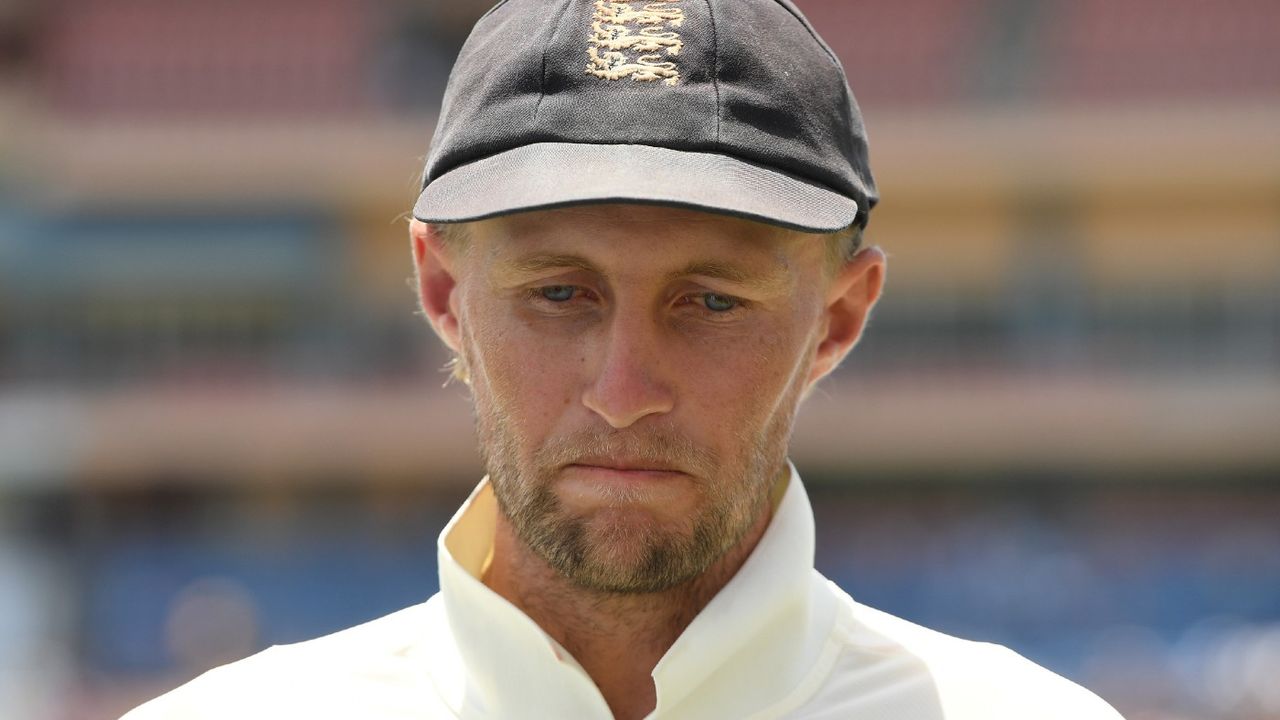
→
(0, 0, 1277, 718)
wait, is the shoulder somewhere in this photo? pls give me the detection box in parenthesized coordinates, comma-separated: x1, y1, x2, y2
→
(798, 580, 1124, 719)
(120, 597, 452, 720)
(120, 648, 279, 720)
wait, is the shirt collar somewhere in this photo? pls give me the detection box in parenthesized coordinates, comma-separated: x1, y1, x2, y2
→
(435, 461, 836, 719)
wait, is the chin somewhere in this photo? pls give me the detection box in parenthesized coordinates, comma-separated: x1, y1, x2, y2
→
(546, 509, 725, 594)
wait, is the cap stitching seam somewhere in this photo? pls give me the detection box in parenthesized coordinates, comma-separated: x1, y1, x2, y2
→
(533, 0, 575, 123)
(533, 51, 547, 122)
(705, 0, 722, 145)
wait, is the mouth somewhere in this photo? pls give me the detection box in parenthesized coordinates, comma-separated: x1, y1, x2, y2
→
(562, 461, 690, 487)
(557, 458, 695, 506)
(565, 456, 686, 474)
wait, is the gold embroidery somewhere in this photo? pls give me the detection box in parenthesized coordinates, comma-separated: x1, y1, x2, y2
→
(586, 1, 685, 86)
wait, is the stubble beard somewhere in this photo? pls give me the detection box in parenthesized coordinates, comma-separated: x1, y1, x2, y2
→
(475, 396, 794, 595)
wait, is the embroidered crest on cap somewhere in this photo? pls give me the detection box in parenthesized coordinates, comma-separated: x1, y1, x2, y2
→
(586, 1, 685, 86)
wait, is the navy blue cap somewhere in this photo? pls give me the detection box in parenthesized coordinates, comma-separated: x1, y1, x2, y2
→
(414, 0, 877, 233)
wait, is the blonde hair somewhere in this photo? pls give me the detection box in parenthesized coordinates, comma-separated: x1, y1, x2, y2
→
(822, 224, 864, 277)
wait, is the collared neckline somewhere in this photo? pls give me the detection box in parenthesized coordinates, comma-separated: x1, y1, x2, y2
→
(435, 461, 837, 719)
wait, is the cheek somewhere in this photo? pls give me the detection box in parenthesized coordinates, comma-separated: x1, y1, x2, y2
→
(465, 298, 583, 432)
(673, 318, 811, 428)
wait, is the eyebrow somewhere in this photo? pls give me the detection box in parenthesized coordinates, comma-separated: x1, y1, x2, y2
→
(663, 260, 789, 294)
(505, 253, 602, 276)
(495, 253, 789, 293)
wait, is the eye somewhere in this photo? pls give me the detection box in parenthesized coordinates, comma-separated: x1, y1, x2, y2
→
(702, 293, 739, 312)
(538, 285, 577, 302)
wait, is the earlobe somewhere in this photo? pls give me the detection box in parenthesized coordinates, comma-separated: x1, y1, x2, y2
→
(409, 219, 462, 352)
(808, 246, 886, 386)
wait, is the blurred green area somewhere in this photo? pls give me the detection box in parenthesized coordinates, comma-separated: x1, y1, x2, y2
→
(0, 1, 1277, 718)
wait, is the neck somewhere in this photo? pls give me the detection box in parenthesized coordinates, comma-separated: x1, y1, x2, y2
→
(483, 502, 775, 720)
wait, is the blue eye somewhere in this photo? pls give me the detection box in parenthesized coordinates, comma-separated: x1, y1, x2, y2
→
(703, 293, 738, 312)
(539, 285, 576, 302)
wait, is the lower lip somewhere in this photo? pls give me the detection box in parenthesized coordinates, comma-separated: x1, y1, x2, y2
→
(559, 465, 690, 506)
(563, 465, 686, 482)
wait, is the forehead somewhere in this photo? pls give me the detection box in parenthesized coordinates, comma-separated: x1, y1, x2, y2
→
(466, 204, 817, 272)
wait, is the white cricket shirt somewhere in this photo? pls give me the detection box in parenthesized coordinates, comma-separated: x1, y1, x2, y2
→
(124, 464, 1124, 719)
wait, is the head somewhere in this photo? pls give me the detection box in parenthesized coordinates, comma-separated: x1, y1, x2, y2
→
(411, 206, 884, 593)
(410, 0, 882, 594)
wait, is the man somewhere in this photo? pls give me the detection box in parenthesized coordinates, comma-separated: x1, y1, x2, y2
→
(126, 0, 1124, 718)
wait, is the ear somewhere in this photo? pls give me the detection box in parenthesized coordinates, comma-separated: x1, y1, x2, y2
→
(409, 218, 462, 352)
(807, 246, 886, 386)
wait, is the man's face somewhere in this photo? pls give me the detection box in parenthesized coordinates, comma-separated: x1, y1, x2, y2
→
(446, 205, 835, 594)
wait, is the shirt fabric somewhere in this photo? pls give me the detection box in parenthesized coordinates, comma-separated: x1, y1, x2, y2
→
(124, 464, 1124, 719)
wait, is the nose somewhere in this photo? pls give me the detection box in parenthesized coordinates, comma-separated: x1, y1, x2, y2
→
(581, 310, 675, 429)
